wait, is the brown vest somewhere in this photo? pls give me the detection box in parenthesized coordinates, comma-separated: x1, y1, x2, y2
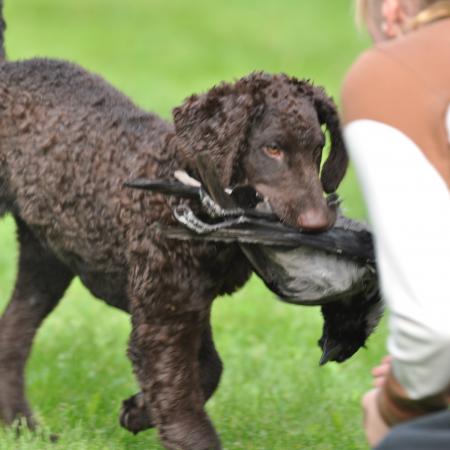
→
(341, 18, 450, 187)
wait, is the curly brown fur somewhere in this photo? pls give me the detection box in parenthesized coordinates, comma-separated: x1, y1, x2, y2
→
(0, 54, 347, 449)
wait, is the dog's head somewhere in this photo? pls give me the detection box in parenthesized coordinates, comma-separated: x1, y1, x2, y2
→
(173, 72, 348, 231)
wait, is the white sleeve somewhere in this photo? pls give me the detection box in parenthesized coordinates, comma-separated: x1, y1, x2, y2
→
(343, 119, 450, 400)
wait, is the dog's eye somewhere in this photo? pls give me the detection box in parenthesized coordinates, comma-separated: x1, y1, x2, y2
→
(263, 146, 283, 160)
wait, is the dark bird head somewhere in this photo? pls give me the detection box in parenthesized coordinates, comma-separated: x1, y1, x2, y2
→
(318, 287, 383, 365)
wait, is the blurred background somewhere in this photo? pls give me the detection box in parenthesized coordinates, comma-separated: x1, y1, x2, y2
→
(0, 1, 386, 449)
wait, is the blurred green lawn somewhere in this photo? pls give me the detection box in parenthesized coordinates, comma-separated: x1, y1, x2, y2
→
(0, 1, 386, 449)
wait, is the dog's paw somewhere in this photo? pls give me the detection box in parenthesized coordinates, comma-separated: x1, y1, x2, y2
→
(119, 392, 154, 434)
(0, 398, 36, 432)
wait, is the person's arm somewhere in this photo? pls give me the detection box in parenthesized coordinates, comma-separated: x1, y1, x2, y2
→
(343, 118, 450, 425)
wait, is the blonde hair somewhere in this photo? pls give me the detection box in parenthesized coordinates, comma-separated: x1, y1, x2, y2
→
(407, 0, 450, 29)
(355, 0, 450, 29)
(355, 0, 370, 27)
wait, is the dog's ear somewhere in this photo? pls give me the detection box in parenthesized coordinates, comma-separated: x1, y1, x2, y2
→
(311, 86, 348, 193)
(173, 81, 264, 187)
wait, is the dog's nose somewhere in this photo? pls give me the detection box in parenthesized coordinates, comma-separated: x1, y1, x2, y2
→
(297, 208, 333, 232)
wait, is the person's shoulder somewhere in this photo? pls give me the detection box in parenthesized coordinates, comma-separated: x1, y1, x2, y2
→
(340, 42, 412, 126)
(341, 48, 388, 125)
(342, 50, 367, 91)
(343, 47, 384, 85)
(344, 19, 450, 97)
(341, 45, 400, 100)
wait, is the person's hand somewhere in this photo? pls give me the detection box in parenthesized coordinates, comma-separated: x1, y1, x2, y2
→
(372, 355, 393, 388)
(362, 388, 390, 447)
(362, 355, 393, 447)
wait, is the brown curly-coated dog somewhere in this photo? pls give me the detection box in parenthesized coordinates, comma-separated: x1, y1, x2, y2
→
(0, 3, 347, 449)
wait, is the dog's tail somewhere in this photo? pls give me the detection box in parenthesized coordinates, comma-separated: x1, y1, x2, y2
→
(0, 0, 6, 62)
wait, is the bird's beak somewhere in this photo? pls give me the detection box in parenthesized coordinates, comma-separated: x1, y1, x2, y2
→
(319, 339, 344, 365)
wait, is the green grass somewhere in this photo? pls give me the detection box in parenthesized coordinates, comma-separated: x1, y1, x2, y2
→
(0, 1, 385, 449)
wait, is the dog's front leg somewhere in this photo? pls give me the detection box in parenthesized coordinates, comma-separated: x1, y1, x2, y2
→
(120, 315, 223, 435)
(128, 301, 221, 450)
